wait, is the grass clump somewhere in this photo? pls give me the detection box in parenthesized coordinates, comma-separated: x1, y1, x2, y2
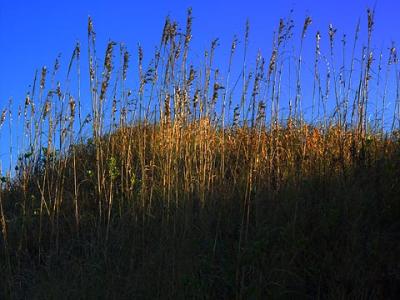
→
(1, 8, 400, 299)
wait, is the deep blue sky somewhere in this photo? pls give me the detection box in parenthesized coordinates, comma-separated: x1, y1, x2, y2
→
(1, 0, 400, 171)
(2, 0, 399, 104)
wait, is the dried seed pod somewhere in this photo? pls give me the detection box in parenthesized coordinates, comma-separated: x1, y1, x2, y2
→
(40, 66, 47, 89)
(184, 7, 193, 46)
(0, 109, 6, 128)
(187, 66, 195, 86)
(69, 96, 76, 119)
(100, 41, 117, 102)
(193, 89, 200, 108)
(43, 100, 51, 119)
(123, 50, 129, 81)
(164, 94, 171, 123)
(302, 16, 312, 39)
(233, 105, 240, 127)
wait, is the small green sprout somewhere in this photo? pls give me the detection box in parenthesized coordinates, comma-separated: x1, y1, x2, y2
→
(108, 156, 119, 180)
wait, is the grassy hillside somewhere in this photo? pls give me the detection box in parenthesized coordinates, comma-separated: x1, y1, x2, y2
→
(1, 9, 400, 299)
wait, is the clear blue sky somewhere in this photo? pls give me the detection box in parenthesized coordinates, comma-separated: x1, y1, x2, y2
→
(1, 0, 400, 172)
(2, 0, 400, 104)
